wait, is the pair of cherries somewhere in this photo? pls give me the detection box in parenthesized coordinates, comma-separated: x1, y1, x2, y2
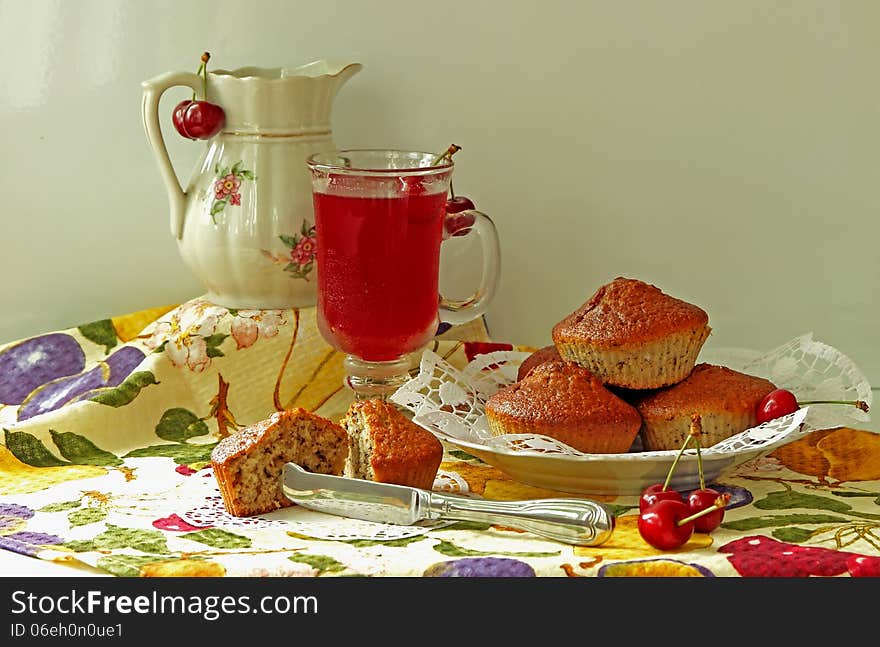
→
(637, 415, 731, 550)
(638, 388, 870, 550)
(172, 52, 226, 141)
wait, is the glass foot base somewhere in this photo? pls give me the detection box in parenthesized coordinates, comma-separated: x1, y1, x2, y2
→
(344, 355, 413, 400)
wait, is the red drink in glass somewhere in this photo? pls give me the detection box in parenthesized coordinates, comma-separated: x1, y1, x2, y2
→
(313, 190, 447, 361)
(307, 149, 500, 398)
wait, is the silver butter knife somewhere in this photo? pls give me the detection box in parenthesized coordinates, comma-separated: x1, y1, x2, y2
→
(282, 463, 615, 546)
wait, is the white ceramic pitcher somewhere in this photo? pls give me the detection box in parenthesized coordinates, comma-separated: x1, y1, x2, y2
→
(141, 60, 362, 309)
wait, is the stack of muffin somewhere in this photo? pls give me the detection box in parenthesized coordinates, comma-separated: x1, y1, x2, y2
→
(485, 277, 777, 453)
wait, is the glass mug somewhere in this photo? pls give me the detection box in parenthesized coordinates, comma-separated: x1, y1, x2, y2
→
(307, 149, 501, 398)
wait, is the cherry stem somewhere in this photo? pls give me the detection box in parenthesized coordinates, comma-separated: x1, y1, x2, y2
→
(432, 144, 462, 201)
(662, 433, 693, 491)
(676, 493, 731, 527)
(192, 60, 204, 101)
(201, 52, 210, 102)
(690, 414, 705, 491)
(798, 399, 869, 413)
(432, 143, 461, 166)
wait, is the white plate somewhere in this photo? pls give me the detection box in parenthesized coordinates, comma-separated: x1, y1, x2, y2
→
(443, 420, 793, 496)
(391, 334, 873, 496)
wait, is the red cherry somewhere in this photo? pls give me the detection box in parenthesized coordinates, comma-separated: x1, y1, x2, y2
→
(639, 483, 683, 513)
(756, 388, 869, 425)
(443, 196, 476, 238)
(172, 52, 225, 140)
(687, 488, 725, 533)
(172, 100, 194, 139)
(637, 499, 695, 550)
(755, 388, 799, 425)
(180, 100, 226, 139)
(445, 195, 475, 214)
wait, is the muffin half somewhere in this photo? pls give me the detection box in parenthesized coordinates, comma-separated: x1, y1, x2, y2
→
(211, 408, 348, 517)
(341, 398, 443, 490)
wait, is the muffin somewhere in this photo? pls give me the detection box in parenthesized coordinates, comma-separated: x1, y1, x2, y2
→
(341, 398, 443, 490)
(485, 360, 642, 454)
(517, 345, 562, 381)
(636, 363, 777, 451)
(211, 408, 348, 517)
(551, 277, 711, 389)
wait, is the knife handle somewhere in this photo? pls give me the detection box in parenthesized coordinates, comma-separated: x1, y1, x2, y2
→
(426, 492, 615, 546)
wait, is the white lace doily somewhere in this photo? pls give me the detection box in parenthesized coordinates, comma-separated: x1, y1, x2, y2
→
(175, 468, 464, 541)
(390, 332, 873, 462)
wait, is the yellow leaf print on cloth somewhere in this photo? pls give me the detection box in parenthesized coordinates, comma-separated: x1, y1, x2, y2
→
(0, 446, 105, 495)
(112, 305, 178, 343)
(818, 428, 880, 481)
(439, 461, 512, 495)
(140, 559, 226, 577)
(573, 514, 713, 561)
(772, 427, 880, 482)
(482, 479, 617, 504)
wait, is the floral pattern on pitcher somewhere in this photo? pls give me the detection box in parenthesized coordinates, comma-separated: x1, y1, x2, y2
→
(209, 161, 255, 223)
(260, 222, 317, 280)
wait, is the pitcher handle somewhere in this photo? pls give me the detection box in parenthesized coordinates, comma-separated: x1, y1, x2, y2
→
(438, 210, 501, 326)
(141, 71, 203, 240)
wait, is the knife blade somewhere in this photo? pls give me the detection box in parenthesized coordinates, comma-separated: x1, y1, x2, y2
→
(282, 463, 615, 546)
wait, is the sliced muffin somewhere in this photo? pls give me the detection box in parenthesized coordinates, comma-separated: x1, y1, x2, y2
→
(341, 398, 443, 490)
(211, 408, 348, 517)
(551, 277, 711, 389)
(485, 360, 642, 454)
(516, 345, 563, 381)
(636, 363, 777, 450)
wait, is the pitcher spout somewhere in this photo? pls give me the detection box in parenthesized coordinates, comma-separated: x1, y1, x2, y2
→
(285, 60, 363, 82)
(206, 60, 363, 135)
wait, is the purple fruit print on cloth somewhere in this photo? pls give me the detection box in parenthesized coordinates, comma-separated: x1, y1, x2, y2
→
(597, 558, 715, 577)
(18, 346, 145, 421)
(0, 503, 35, 521)
(0, 333, 86, 405)
(681, 484, 752, 510)
(423, 557, 537, 577)
(0, 504, 64, 557)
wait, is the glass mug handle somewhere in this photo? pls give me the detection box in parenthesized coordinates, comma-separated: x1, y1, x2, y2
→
(438, 210, 501, 326)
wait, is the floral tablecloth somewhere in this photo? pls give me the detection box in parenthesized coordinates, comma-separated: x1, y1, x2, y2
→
(1, 299, 879, 577)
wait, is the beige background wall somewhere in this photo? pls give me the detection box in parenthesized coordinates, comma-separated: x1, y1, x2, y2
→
(1, 0, 878, 383)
